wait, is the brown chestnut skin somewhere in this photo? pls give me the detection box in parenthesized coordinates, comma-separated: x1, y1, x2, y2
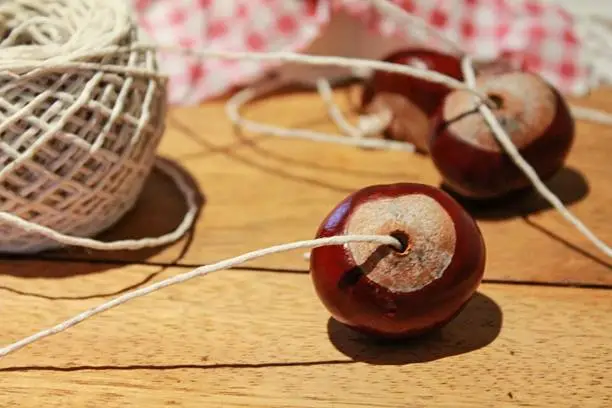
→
(429, 71, 575, 200)
(360, 49, 464, 153)
(309, 182, 486, 339)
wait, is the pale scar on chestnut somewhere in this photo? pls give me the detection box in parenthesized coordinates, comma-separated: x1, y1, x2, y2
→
(366, 92, 430, 150)
(442, 72, 557, 152)
(343, 194, 457, 293)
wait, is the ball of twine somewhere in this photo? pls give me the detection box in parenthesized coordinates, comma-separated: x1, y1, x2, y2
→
(0, 0, 170, 253)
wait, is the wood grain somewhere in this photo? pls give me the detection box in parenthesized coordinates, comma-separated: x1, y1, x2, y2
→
(1, 261, 610, 407)
(27, 84, 612, 286)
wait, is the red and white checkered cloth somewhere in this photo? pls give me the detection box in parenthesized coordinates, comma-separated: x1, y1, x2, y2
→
(132, 0, 590, 105)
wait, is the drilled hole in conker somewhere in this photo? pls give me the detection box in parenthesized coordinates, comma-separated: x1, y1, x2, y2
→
(488, 94, 504, 109)
(389, 230, 410, 254)
(430, 71, 575, 200)
(310, 183, 486, 339)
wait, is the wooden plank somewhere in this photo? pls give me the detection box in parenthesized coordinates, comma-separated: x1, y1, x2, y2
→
(27, 85, 612, 286)
(0, 261, 610, 407)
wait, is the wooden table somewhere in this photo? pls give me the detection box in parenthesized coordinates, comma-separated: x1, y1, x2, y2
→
(1, 84, 611, 407)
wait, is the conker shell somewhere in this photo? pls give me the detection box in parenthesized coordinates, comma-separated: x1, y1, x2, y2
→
(360, 49, 463, 153)
(310, 183, 486, 339)
(430, 71, 575, 199)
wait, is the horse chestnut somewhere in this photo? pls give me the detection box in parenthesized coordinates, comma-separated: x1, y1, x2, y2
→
(429, 71, 575, 200)
(360, 49, 463, 152)
(309, 183, 486, 339)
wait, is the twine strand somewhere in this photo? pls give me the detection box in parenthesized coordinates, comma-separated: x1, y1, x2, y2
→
(0, 159, 199, 251)
(0, 234, 401, 358)
(224, 76, 414, 152)
(570, 105, 612, 126)
(2, 43, 484, 98)
(314, 77, 389, 141)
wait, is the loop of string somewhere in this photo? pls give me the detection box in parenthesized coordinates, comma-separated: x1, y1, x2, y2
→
(314, 77, 394, 142)
(0, 159, 199, 252)
(225, 75, 408, 152)
(0, 234, 401, 358)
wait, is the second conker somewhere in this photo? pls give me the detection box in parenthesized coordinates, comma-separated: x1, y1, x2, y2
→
(430, 71, 575, 200)
(309, 182, 486, 339)
(360, 48, 463, 152)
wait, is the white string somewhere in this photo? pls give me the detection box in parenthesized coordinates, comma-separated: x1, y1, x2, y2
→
(314, 77, 397, 143)
(225, 76, 415, 152)
(315, 77, 369, 139)
(0, 158, 199, 251)
(0, 44, 481, 96)
(460, 56, 612, 257)
(357, 109, 395, 139)
(570, 104, 612, 127)
(169, 24, 612, 129)
(314, 77, 362, 138)
(0, 233, 401, 358)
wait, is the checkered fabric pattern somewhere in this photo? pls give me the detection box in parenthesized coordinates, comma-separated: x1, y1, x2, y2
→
(132, 0, 589, 105)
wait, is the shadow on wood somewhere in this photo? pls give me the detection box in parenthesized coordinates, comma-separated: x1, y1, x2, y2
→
(0, 266, 170, 300)
(170, 116, 357, 193)
(233, 129, 417, 180)
(522, 216, 612, 270)
(326, 292, 502, 365)
(442, 167, 590, 221)
(0, 157, 205, 276)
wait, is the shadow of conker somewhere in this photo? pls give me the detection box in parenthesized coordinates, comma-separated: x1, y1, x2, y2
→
(326, 292, 502, 365)
(441, 167, 589, 221)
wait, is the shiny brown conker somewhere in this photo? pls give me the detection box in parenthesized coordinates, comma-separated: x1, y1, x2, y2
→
(309, 182, 486, 339)
(360, 49, 464, 153)
(429, 71, 575, 200)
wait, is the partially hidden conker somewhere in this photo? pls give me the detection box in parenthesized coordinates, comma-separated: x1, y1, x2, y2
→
(309, 182, 486, 339)
(429, 71, 575, 200)
(360, 49, 463, 153)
